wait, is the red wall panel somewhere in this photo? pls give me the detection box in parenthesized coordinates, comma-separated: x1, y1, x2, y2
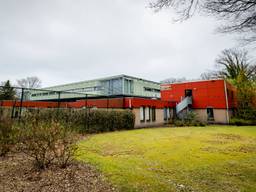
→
(161, 79, 237, 109)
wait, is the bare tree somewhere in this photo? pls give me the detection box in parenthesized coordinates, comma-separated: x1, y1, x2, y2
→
(16, 76, 42, 89)
(150, 0, 256, 43)
(200, 71, 218, 80)
(215, 49, 256, 81)
(160, 77, 187, 84)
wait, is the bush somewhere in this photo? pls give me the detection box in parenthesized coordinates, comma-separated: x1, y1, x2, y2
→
(174, 120, 185, 127)
(0, 115, 15, 156)
(174, 111, 206, 127)
(18, 119, 77, 169)
(230, 118, 256, 126)
(84, 110, 135, 133)
(22, 109, 135, 133)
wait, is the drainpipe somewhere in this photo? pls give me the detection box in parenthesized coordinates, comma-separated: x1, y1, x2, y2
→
(224, 80, 230, 124)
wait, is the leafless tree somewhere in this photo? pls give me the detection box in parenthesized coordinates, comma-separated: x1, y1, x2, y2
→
(150, 0, 256, 44)
(16, 76, 42, 89)
(200, 71, 218, 80)
(160, 77, 187, 83)
(215, 49, 256, 81)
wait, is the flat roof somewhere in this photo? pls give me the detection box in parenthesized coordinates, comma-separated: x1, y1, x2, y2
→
(160, 78, 224, 86)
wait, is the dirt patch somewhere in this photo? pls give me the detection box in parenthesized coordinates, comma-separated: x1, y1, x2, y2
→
(203, 133, 246, 145)
(214, 133, 244, 141)
(201, 144, 256, 154)
(237, 145, 256, 153)
(0, 152, 116, 192)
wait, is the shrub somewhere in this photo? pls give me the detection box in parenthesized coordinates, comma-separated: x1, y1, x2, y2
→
(0, 115, 15, 156)
(175, 111, 206, 127)
(174, 120, 185, 127)
(230, 118, 255, 126)
(22, 108, 135, 134)
(18, 119, 77, 169)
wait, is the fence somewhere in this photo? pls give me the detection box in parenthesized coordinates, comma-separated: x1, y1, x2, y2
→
(0, 85, 135, 132)
(0, 85, 128, 120)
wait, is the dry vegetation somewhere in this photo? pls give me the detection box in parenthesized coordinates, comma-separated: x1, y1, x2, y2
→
(0, 152, 116, 192)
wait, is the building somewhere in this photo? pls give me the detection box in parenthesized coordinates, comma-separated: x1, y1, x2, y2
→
(1, 75, 238, 126)
(161, 79, 237, 124)
(29, 75, 161, 101)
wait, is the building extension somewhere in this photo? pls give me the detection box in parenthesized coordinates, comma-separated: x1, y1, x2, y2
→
(161, 79, 237, 124)
(29, 75, 161, 101)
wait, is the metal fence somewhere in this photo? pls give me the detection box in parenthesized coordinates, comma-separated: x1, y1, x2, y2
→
(0, 85, 119, 120)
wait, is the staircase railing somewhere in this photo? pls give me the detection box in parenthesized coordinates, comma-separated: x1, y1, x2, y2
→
(176, 96, 192, 114)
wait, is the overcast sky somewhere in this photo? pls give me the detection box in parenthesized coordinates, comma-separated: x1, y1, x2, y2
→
(0, 0, 243, 87)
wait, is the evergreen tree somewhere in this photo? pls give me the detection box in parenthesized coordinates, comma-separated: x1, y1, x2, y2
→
(0, 80, 16, 100)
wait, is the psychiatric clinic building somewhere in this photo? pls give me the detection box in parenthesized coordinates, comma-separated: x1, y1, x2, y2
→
(1, 75, 237, 127)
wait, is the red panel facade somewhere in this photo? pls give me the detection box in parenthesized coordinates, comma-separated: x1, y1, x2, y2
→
(161, 79, 237, 109)
(0, 97, 174, 109)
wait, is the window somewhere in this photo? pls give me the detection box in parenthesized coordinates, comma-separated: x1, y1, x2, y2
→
(164, 108, 168, 121)
(145, 107, 150, 121)
(124, 79, 134, 94)
(152, 107, 156, 121)
(164, 107, 171, 121)
(207, 108, 214, 121)
(144, 87, 160, 93)
(140, 107, 145, 122)
(167, 108, 170, 119)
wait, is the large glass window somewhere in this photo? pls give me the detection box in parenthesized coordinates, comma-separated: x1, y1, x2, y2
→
(140, 107, 145, 122)
(124, 79, 134, 95)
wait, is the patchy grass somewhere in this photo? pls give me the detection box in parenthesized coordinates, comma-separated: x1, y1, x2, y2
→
(77, 126, 256, 192)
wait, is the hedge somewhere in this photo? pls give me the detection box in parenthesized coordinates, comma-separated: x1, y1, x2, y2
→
(21, 108, 135, 133)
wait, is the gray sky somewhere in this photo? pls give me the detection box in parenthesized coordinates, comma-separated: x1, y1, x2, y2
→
(0, 0, 241, 87)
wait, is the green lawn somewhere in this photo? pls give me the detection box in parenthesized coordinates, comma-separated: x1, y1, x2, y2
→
(77, 126, 256, 192)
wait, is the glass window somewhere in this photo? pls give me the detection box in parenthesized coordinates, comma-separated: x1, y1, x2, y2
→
(167, 108, 170, 119)
(140, 107, 145, 122)
(145, 107, 150, 121)
(164, 108, 167, 121)
(124, 79, 134, 95)
(152, 107, 156, 121)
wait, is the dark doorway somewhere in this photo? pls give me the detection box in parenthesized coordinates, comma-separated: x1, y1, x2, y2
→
(185, 89, 192, 97)
(207, 108, 214, 121)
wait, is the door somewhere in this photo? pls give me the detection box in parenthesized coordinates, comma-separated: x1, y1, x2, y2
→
(185, 89, 192, 97)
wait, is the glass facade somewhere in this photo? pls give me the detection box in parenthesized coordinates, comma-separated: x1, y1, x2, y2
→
(29, 75, 160, 100)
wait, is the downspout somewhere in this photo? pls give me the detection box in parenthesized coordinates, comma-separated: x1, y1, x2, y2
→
(224, 80, 230, 124)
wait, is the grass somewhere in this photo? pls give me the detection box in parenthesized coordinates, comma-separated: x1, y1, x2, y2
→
(77, 126, 256, 192)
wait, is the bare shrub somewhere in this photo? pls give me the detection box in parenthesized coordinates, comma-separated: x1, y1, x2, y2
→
(18, 119, 77, 169)
(0, 115, 15, 156)
(54, 127, 78, 168)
